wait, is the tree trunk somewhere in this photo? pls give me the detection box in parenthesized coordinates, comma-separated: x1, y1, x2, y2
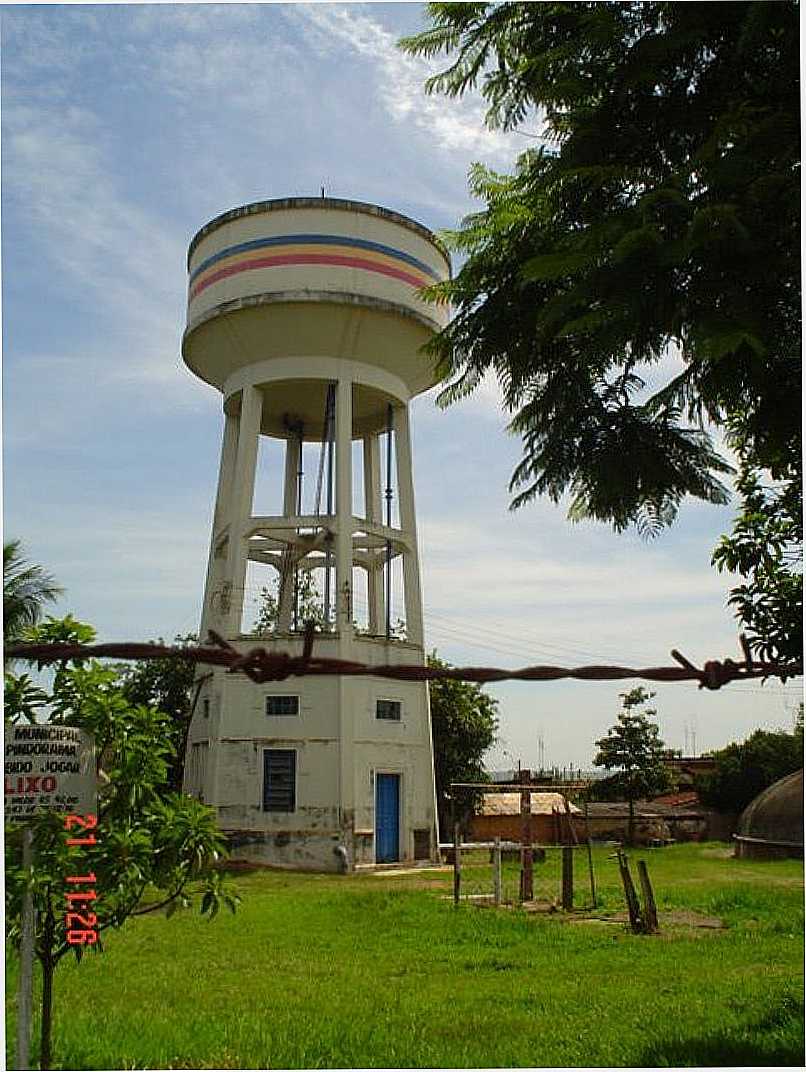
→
(627, 797, 635, 846)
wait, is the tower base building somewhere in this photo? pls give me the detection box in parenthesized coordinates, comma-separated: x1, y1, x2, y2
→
(180, 198, 450, 871)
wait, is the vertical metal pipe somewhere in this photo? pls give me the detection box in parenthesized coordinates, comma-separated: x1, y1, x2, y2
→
(293, 430, 303, 630)
(385, 402, 393, 639)
(324, 384, 335, 627)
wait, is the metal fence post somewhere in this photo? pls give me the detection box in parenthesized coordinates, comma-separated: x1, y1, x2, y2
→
(520, 786, 533, 901)
(493, 836, 502, 907)
(561, 845, 573, 911)
(453, 823, 461, 907)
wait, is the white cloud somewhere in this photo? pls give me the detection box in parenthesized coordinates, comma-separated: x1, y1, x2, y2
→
(287, 4, 524, 164)
(3, 96, 192, 389)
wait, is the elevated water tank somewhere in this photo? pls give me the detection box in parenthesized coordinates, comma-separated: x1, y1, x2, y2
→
(183, 196, 451, 429)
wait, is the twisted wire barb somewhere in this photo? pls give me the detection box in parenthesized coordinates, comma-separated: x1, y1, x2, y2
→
(4, 628, 801, 691)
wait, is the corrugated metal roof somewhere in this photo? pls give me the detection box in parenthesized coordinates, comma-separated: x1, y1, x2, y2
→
(479, 792, 581, 817)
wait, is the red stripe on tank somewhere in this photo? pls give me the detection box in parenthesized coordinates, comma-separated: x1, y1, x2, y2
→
(190, 253, 429, 299)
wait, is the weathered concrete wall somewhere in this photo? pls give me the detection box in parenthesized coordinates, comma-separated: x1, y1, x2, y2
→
(469, 815, 559, 844)
(183, 644, 437, 871)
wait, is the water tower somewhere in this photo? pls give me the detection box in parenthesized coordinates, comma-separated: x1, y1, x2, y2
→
(181, 197, 450, 871)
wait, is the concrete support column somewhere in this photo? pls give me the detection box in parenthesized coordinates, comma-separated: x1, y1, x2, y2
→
(283, 435, 301, 514)
(363, 433, 385, 634)
(213, 412, 240, 531)
(394, 404, 424, 648)
(200, 411, 239, 638)
(335, 378, 354, 637)
(222, 384, 262, 636)
(277, 435, 302, 631)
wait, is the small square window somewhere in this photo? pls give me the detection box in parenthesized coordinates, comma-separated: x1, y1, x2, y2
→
(202, 698, 210, 719)
(376, 699, 402, 721)
(266, 695, 300, 716)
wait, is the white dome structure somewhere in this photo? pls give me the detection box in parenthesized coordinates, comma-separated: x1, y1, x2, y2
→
(734, 770, 803, 859)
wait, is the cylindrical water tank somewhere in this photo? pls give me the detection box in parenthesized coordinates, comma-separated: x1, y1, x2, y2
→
(183, 197, 451, 425)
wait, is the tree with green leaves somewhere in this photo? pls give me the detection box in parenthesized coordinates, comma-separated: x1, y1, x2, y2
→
(712, 422, 802, 663)
(4, 616, 238, 1069)
(115, 634, 199, 792)
(593, 687, 670, 844)
(401, 4, 801, 660)
(696, 712, 803, 815)
(428, 653, 498, 836)
(253, 572, 325, 634)
(401, 2, 799, 532)
(4, 540, 63, 647)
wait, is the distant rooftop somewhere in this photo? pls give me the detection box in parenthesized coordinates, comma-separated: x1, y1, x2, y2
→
(479, 792, 582, 817)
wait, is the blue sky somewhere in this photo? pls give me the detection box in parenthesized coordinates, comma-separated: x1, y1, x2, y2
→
(2, 2, 801, 769)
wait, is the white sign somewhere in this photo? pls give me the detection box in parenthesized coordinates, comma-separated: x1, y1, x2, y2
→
(4, 724, 96, 819)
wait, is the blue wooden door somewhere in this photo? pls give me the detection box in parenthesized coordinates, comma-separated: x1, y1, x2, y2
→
(375, 773, 400, 863)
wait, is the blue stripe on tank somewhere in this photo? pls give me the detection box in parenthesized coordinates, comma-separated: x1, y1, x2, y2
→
(189, 233, 441, 285)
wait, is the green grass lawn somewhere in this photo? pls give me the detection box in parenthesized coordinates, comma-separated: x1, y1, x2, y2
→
(6, 843, 804, 1069)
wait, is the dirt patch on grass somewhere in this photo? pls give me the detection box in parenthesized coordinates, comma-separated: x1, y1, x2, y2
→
(475, 900, 726, 931)
(568, 908, 726, 934)
(660, 909, 726, 929)
(369, 866, 452, 877)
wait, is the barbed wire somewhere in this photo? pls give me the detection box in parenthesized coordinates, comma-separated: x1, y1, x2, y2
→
(4, 627, 801, 691)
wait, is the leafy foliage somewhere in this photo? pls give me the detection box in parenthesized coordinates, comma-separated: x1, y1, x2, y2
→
(3, 540, 63, 647)
(4, 616, 239, 1067)
(400, 3, 800, 534)
(593, 688, 670, 841)
(115, 633, 199, 791)
(427, 652, 498, 835)
(712, 426, 802, 663)
(253, 572, 325, 634)
(696, 713, 803, 814)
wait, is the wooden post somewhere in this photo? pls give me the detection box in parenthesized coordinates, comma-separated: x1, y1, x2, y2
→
(493, 836, 502, 907)
(561, 845, 573, 911)
(519, 786, 533, 902)
(453, 823, 461, 907)
(563, 797, 579, 845)
(617, 850, 643, 933)
(15, 825, 34, 1071)
(584, 799, 597, 908)
(637, 860, 659, 933)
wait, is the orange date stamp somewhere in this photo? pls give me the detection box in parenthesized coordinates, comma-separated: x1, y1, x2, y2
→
(64, 813, 98, 945)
